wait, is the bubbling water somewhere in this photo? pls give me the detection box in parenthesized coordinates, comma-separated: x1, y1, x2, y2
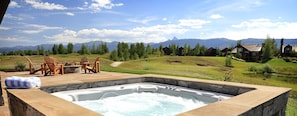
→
(74, 92, 207, 116)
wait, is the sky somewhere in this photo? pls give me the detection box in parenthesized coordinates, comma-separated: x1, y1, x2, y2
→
(0, 0, 297, 47)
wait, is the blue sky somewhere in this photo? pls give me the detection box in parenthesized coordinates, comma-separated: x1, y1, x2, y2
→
(0, 0, 296, 47)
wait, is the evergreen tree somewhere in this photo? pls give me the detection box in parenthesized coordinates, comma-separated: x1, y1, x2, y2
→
(52, 44, 58, 55)
(262, 36, 274, 62)
(91, 43, 96, 54)
(117, 42, 124, 61)
(129, 44, 136, 59)
(159, 45, 164, 56)
(58, 44, 65, 54)
(182, 44, 189, 56)
(136, 43, 145, 58)
(80, 44, 88, 55)
(146, 44, 152, 55)
(110, 50, 118, 61)
(200, 45, 208, 56)
(193, 43, 201, 56)
(123, 43, 130, 61)
(103, 42, 109, 53)
(169, 44, 177, 56)
(67, 43, 74, 54)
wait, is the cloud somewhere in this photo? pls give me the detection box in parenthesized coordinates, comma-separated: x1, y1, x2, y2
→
(24, 0, 67, 10)
(127, 17, 157, 24)
(178, 19, 211, 29)
(205, 18, 297, 40)
(4, 14, 22, 20)
(9, 1, 21, 8)
(0, 37, 30, 42)
(210, 14, 223, 19)
(46, 23, 189, 44)
(232, 18, 277, 28)
(66, 12, 75, 16)
(0, 26, 11, 30)
(88, 0, 123, 12)
(209, 0, 264, 13)
(21, 24, 63, 34)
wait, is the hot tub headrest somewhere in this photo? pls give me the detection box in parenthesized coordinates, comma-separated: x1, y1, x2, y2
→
(5, 76, 41, 89)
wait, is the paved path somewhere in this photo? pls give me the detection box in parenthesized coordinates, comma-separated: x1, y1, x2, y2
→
(110, 62, 123, 67)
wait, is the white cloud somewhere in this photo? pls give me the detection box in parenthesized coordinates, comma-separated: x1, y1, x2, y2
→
(209, 0, 264, 13)
(21, 24, 63, 34)
(88, 0, 123, 12)
(178, 19, 211, 29)
(9, 1, 21, 8)
(0, 37, 30, 42)
(46, 23, 189, 44)
(127, 17, 157, 24)
(205, 19, 297, 40)
(0, 26, 11, 30)
(210, 14, 223, 19)
(4, 14, 23, 20)
(66, 12, 75, 16)
(24, 0, 67, 10)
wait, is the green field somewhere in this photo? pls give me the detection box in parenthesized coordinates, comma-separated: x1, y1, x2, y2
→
(0, 54, 296, 115)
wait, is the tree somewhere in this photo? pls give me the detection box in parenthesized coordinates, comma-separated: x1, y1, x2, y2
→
(136, 43, 145, 58)
(110, 50, 118, 61)
(262, 36, 274, 62)
(181, 44, 187, 56)
(146, 44, 153, 55)
(225, 55, 232, 67)
(67, 43, 74, 54)
(91, 43, 96, 54)
(117, 42, 124, 61)
(129, 43, 137, 60)
(123, 43, 130, 61)
(80, 44, 88, 55)
(193, 43, 201, 56)
(169, 44, 177, 56)
(52, 44, 58, 55)
(159, 45, 164, 56)
(58, 44, 65, 54)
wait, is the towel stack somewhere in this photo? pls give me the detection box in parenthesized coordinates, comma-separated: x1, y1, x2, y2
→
(5, 76, 41, 89)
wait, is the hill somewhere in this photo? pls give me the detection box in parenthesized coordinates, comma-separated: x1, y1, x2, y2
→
(0, 38, 296, 52)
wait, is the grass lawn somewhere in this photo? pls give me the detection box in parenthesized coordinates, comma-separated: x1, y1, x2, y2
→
(0, 54, 296, 115)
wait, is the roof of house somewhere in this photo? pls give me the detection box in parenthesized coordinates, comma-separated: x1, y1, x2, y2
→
(241, 44, 262, 52)
(231, 44, 262, 53)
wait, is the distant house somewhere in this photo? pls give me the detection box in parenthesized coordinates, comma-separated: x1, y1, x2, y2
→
(232, 44, 262, 62)
(283, 44, 297, 57)
(220, 48, 231, 56)
(206, 47, 217, 56)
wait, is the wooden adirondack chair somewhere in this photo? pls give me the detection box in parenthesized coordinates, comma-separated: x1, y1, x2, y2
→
(44, 56, 64, 76)
(25, 56, 44, 74)
(80, 57, 100, 73)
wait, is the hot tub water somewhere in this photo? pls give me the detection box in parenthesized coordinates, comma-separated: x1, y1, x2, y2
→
(52, 83, 233, 116)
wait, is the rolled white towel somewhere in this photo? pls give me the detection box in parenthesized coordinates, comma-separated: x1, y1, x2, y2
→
(5, 76, 41, 89)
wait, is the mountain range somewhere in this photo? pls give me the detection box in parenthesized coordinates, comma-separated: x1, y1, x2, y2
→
(1, 38, 297, 52)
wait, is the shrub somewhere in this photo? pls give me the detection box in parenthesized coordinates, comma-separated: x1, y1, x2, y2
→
(262, 64, 274, 73)
(225, 55, 232, 67)
(248, 65, 257, 72)
(15, 62, 26, 71)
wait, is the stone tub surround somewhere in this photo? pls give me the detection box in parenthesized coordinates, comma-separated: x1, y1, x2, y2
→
(6, 72, 291, 116)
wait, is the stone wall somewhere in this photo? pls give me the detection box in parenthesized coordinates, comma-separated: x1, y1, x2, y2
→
(240, 91, 290, 116)
(8, 76, 290, 116)
(7, 92, 44, 116)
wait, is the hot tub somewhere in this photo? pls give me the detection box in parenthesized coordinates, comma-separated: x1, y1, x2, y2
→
(52, 83, 233, 116)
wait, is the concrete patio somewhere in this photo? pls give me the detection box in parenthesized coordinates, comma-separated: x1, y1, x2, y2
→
(0, 71, 291, 116)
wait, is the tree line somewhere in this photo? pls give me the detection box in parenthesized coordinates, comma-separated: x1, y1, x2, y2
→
(1, 42, 109, 56)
